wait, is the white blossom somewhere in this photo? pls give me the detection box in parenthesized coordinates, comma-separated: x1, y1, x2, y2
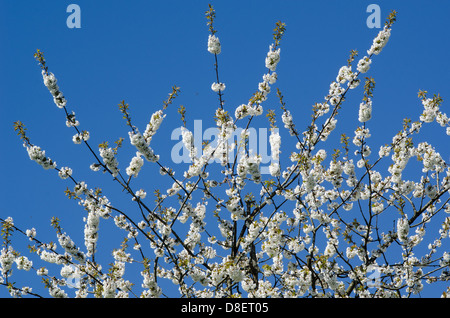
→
(397, 216, 410, 243)
(25, 144, 56, 170)
(420, 98, 440, 123)
(265, 45, 281, 71)
(0, 246, 16, 276)
(281, 110, 296, 136)
(269, 130, 281, 161)
(207, 34, 221, 54)
(235, 103, 264, 120)
(358, 98, 372, 122)
(211, 82, 226, 92)
(367, 26, 391, 55)
(26, 228, 36, 241)
(42, 71, 67, 108)
(58, 167, 72, 180)
(129, 130, 159, 162)
(135, 189, 147, 200)
(357, 56, 372, 73)
(99, 147, 119, 177)
(126, 152, 144, 178)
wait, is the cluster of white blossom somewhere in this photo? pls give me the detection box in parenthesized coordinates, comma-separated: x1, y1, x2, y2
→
(261, 212, 287, 259)
(357, 56, 372, 74)
(58, 167, 73, 180)
(235, 47, 279, 121)
(358, 98, 373, 123)
(185, 156, 210, 179)
(65, 111, 79, 127)
(416, 142, 445, 173)
(179, 126, 212, 178)
(336, 65, 359, 88)
(79, 188, 112, 219)
(72, 131, 90, 144)
(25, 144, 56, 170)
(211, 82, 226, 93)
(128, 130, 159, 162)
(181, 127, 197, 160)
(240, 220, 260, 251)
(143, 110, 166, 144)
(281, 110, 296, 136)
(367, 26, 391, 55)
(57, 233, 86, 262)
(26, 228, 36, 241)
(84, 211, 100, 257)
(38, 249, 58, 264)
(397, 216, 410, 243)
(268, 130, 281, 177)
(236, 153, 262, 185)
(48, 282, 68, 298)
(42, 71, 67, 108)
(0, 246, 16, 277)
(134, 189, 146, 200)
(420, 97, 441, 123)
(99, 146, 120, 177)
(75, 187, 112, 261)
(226, 188, 246, 220)
(417, 96, 450, 136)
(213, 108, 236, 166)
(263, 72, 278, 85)
(141, 270, 162, 297)
(14, 256, 33, 272)
(327, 81, 345, 106)
(265, 45, 281, 71)
(126, 152, 144, 178)
(183, 203, 207, 249)
(207, 34, 221, 54)
(100, 258, 133, 297)
(235, 103, 264, 120)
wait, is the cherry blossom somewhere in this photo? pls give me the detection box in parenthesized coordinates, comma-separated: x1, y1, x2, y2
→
(3, 6, 450, 299)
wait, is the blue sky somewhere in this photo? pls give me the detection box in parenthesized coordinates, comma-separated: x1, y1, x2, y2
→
(1, 0, 450, 297)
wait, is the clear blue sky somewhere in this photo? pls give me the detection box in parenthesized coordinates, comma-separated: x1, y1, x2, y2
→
(1, 0, 449, 297)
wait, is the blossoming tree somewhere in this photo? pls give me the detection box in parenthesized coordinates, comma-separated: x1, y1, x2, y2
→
(2, 5, 450, 298)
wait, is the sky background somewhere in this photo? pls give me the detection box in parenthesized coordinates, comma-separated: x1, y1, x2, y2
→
(1, 0, 449, 297)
